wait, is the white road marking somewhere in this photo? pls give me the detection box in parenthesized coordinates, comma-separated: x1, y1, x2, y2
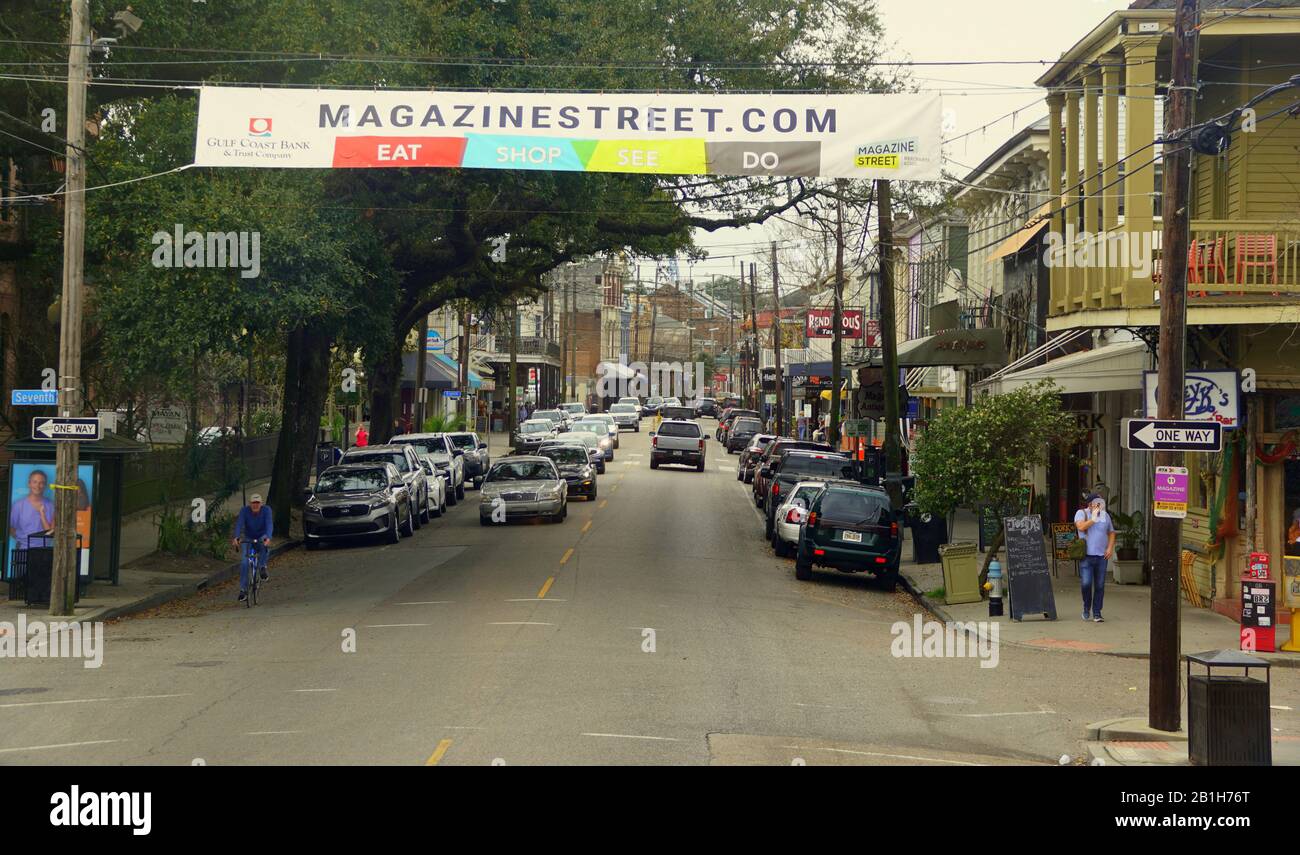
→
(363, 623, 430, 628)
(441, 725, 486, 730)
(794, 702, 860, 710)
(940, 709, 1057, 719)
(245, 730, 304, 735)
(504, 598, 568, 602)
(780, 744, 985, 766)
(487, 621, 555, 626)
(580, 732, 682, 742)
(0, 693, 189, 709)
(1272, 705, 1293, 711)
(396, 601, 453, 605)
(291, 688, 338, 693)
(0, 739, 127, 754)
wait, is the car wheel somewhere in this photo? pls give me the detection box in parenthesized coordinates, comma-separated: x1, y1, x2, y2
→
(763, 511, 774, 540)
(479, 514, 491, 526)
(305, 537, 319, 552)
(473, 477, 483, 489)
(598, 461, 606, 474)
(795, 557, 813, 580)
(634, 425, 639, 432)
(649, 459, 658, 469)
(447, 485, 458, 507)
(736, 468, 744, 481)
(878, 570, 900, 593)
(420, 497, 430, 524)
(431, 497, 442, 518)
(402, 503, 416, 537)
(696, 460, 705, 472)
(456, 481, 465, 501)
(412, 500, 422, 530)
(388, 513, 401, 544)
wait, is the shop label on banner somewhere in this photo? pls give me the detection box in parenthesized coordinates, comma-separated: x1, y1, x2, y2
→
(1152, 465, 1189, 519)
(194, 88, 943, 179)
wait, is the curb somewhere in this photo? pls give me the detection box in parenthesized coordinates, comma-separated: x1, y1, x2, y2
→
(96, 540, 302, 623)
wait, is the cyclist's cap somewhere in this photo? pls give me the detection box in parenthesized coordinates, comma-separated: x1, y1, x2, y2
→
(250, 493, 264, 503)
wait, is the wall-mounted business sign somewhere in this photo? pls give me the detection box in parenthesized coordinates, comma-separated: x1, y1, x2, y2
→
(194, 87, 943, 180)
(805, 308, 868, 340)
(1143, 370, 1240, 428)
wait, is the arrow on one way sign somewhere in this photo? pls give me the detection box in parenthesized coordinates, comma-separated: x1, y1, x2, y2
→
(1122, 418, 1222, 452)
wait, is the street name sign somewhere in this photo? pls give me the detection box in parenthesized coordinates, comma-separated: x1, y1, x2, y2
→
(1122, 418, 1222, 453)
(11, 389, 58, 407)
(32, 417, 101, 442)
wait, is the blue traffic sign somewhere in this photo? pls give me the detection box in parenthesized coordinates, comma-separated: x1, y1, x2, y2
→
(11, 389, 57, 406)
(443, 390, 462, 398)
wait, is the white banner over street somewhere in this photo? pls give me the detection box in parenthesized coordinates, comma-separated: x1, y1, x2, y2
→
(194, 86, 942, 179)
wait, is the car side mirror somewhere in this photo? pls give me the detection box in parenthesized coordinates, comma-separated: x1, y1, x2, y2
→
(759, 467, 772, 478)
(648, 431, 656, 437)
(478, 442, 488, 449)
(453, 449, 464, 456)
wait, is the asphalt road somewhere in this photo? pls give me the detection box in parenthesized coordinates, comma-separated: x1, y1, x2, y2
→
(6, 426, 1298, 765)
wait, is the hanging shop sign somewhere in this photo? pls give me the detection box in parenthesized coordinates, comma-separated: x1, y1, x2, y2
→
(805, 309, 867, 340)
(1142, 369, 1240, 428)
(194, 87, 943, 180)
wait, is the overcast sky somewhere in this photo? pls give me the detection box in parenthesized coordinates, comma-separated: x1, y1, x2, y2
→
(681, 0, 1134, 288)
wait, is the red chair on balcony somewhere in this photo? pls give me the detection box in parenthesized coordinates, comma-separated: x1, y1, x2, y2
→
(1234, 233, 1279, 295)
(1188, 237, 1228, 297)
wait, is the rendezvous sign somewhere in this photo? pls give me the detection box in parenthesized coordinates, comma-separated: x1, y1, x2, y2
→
(32, 417, 101, 442)
(1122, 418, 1222, 453)
(194, 87, 943, 180)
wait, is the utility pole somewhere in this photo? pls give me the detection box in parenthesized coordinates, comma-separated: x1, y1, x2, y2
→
(569, 274, 578, 401)
(1149, 0, 1198, 734)
(508, 300, 519, 435)
(458, 307, 470, 422)
(415, 312, 428, 430)
(560, 275, 568, 399)
(831, 179, 847, 449)
(748, 261, 760, 412)
(737, 261, 748, 405)
(728, 279, 735, 398)
(876, 179, 902, 487)
(770, 243, 784, 436)
(51, 0, 89, 617)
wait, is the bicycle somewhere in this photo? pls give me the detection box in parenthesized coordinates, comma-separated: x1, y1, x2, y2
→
(239, 538, 268, 608)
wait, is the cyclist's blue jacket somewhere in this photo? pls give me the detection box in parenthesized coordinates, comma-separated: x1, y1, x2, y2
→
(234, 506, 273, 542)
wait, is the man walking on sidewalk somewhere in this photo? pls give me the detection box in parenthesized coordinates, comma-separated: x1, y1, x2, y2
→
(1074, 493, 1115, 622)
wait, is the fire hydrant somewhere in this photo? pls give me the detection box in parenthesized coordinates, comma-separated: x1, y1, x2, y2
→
(985, 559, 1004, 617)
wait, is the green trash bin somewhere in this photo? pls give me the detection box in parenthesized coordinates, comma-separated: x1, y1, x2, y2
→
(940, 542, 981, 605)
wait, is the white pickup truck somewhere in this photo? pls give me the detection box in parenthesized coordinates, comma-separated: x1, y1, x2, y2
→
(649, 419, 707, 472)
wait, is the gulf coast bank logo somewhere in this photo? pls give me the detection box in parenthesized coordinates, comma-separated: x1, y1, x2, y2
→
(854, 136, 919, 170)
(248, 117, 273, 137)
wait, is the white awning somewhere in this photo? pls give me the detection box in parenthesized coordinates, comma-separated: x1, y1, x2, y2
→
(980, 340, 1150, 396)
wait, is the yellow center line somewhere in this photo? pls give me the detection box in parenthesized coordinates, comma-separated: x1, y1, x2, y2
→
(598, 500, 608, 509)
(537, 576, 555, 599)
(560, 547, 575, 565)
(425, 738, 453, 766)
(581, 520, 592, 533)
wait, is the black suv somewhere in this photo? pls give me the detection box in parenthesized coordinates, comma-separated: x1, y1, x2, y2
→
(794, 482, 901, 590)
(762, 450, 855, 540)
(725, 416, 763, 454)
(694, 398, 719, 418)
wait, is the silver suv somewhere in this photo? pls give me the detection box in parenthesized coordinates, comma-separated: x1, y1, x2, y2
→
(392, 432, 467, 504)
(338, 445, 430, 528)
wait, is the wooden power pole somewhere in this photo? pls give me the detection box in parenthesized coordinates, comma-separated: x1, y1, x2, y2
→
(876, 179, 902, 483)
(831, 179, 846, 449)
(770, 243, 784, 436)
(1149, 0, 1199, 733)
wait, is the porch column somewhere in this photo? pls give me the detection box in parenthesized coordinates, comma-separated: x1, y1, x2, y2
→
(1122, 38, 1159, 306)
(1046, 92, 1065, 315)
(1102, 56, 1121, 307)
(1064, 88, 1082, 310)
(1084, 68, 1101, 308)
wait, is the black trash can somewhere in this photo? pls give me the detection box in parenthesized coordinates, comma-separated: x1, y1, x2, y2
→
(315, 443, 340, 480)
(1187, 649, 1272, 766)
(909, 509, 949, 565)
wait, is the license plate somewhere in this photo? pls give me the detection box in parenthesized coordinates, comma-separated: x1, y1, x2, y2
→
(841, 530, 862, 543)
(672, 450, 682, 456)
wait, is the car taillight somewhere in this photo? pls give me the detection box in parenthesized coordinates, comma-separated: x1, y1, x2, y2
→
(813, 549, 825, 556)
(772, 482, 779, 496)
(807, 512, 817, 527)
(875, 557, 887, 564)
(890, 521, 898, 537)
(698, 439, 704, 450)
(785, 509, 802, 523)
(652, 436, 657, 447)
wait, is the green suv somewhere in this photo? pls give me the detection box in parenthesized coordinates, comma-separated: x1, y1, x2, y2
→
(794, 481, 902, 590)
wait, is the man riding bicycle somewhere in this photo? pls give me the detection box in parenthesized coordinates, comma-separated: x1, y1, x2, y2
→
(232, 493, 273, 602)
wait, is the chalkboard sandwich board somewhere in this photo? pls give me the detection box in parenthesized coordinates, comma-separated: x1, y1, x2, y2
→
(1003, 514, 1057, 621)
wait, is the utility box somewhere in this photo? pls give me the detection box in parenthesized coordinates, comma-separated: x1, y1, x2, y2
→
(940, 541, 981, 605)
(1186, 650, 1272, 766)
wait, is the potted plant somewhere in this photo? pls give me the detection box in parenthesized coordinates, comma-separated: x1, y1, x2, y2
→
(1110, 506, 1145, 584)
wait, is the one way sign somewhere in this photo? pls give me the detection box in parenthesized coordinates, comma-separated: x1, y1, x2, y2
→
(32, 416, 101, 442)
(1122, 418, 1221, 453)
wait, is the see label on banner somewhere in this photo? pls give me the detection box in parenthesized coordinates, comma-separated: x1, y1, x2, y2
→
(1153, 465, 1189, 519)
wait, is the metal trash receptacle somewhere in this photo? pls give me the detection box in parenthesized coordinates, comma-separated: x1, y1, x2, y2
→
(939, 542, 981, 605)
(1187, 649, 1272, 766)
(910, 511, 949, 565)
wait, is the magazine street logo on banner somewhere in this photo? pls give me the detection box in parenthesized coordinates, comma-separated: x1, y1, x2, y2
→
(194, 87, 943, 180)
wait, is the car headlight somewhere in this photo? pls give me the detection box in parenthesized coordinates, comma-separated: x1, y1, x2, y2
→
(306, 497, 321, 512)
(368, 499, 388, 510)
(598, 437, 611, 448)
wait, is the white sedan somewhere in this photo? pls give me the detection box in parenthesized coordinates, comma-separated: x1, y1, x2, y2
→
(770, 481, 828, 557)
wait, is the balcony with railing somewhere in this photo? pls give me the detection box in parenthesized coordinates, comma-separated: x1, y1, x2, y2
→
(475, 333, 561, 363)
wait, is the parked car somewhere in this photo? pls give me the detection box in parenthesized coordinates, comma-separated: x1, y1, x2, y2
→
(736, 434, 777, 483)
(617, 396, 641, 409)
(304, 462, 414, 548)
(568, 420, 614, 461)
(762, 450, 855, 540)
(641, 396, 664, 417)
(649, 418, 707, 471)
(770, 480, 827, 557)
(658, 405, 695, 422)
(717, 408, 760, 441)
(510, 418, 557, 454)
(794, 481, 901, 590)
(559, 402, 588, 421)
(532, 409, 570, 431)
(548, 431, 605, 474)
(694, 398, 719, 418)
(391, 432, 466, 504)
(751, 439, 835, 509)
(416, 458, 448, 517)
(196, 425, 236, 446)
(577, 413, 619, 449)
(725, 416, 764, 453)
(537, 443, 598, 500)
(478, 456, 568, 525)
(339, 443, 429, 526)
(446, 431, 490, 489)
(608, 403, 641, 432)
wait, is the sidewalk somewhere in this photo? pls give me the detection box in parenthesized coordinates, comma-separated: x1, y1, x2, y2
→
(901, 509, 1300, 669)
